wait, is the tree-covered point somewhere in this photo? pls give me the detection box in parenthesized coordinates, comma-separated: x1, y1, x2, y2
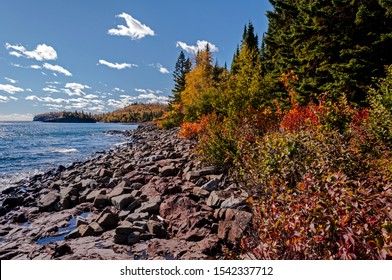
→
(95, 102, 167, 123)
(33, 111, 96, 123)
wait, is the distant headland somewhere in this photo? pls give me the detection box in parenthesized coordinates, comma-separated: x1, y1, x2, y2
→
(33, 112, 96, 123)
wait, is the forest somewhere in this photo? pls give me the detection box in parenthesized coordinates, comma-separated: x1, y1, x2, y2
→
(161, 0, 392, 259)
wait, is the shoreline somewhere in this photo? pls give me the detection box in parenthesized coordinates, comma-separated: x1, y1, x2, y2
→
(0, 123, 251, 260)
(0, 122, 138, 191)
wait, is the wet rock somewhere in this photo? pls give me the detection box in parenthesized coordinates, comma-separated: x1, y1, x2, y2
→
(3, 197, 23, 209)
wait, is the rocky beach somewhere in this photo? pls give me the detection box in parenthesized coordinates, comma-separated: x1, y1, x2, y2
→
(0, 123, 252, 260)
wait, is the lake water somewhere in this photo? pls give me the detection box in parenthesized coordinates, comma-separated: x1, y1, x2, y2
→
(0, 121, 137, 190)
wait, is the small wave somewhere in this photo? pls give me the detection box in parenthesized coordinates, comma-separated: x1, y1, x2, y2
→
(53, 148, 79, 154)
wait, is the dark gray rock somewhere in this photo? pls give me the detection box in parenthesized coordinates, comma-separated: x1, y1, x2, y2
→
(201, 178, 220, 192)
(111, 194, 135, 210)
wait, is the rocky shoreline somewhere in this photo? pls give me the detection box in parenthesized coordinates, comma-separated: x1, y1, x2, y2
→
(0, 123, 252, 260)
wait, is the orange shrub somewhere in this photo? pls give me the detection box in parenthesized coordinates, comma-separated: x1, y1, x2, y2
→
(179, 122, 202, 139)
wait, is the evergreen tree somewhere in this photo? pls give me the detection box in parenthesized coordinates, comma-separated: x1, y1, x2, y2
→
(171, 51, 192, 104)
(264, 0, 392, 104)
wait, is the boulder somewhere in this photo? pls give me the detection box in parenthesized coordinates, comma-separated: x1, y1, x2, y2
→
(125, 212, 149, 222)
(38, 192, 60, 211)
(206, 191, 230, 208)
(146, 220, 167, 238)
(111, 194, 135, 210)
(200, 178, 220, 192)
(220, 196, 247, 209)
(159, 166, 178, 177)
(217, 210, 252, 243)
(93, 194, 108, 208)
(97, 212, 119, 229)
(135, 196, 162, 214)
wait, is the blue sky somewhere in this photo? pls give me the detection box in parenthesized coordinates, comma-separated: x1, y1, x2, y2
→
(0, 0, 271, 121)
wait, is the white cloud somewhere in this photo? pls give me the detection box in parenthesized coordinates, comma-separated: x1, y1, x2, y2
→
(4, 77, 17, 84)
(0, 95, 18, 103)
(134, 88, 163, 95)
(42, 87, 60, 93)
(98, 59, 137, 70)
(176, 40, 219, 54)
(63, 83, 91, 96)
(85, 94, 99, 99)
(150, 63, 170, 74)
(108, 12, 155, 40)
(0, 84, 24, 94)
(31, 65, 42, 69)
(43, 63, 72, 76)
(113, 87, 125, 93)
(5, 43, 57, 61)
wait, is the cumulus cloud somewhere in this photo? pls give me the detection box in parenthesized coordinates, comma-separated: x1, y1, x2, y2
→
(0, 95, 18, 103)
(26, 95, 105, 112)
(42, 87, 60, 93)
(0, 84, 24, 94)
(176, 40, 219, 54)
(108, 13, 155, 40)
(133, 88, 168, 103)
(30, 65, 42, 69)
(63, 83, 91, 96)
(134, 88, 163, 95)
(43, 63, 72, 76)
(4, 77, 17, 84)
(5, 43, 57, 61)
(98, 59, 138, 70)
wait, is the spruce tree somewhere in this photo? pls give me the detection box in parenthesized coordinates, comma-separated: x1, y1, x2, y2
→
(171, 51, 192, 104)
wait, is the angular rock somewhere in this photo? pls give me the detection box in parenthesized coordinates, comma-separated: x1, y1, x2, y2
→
(3, 196, 23, 209)
(78, 224, 95, 237)
(217, 210, 252, 243)
(93, 194, 108, 208)
(200, 178, 220, 192)
(125, 212, 149, 222)
(97, 212, 119, 229)
(146, 220, 167, 238)
(135, 196, 162, 214)
(38, 192, 60, 211)
(98, 168, 113, 178)
(115, 221, 134, 235)
(111, 194, 135, 210)
(89, 222, 104, 235)
(220, 196, 246, 209)
(128, 232, 140, 245)
(159, 165, 178, 177)
(206, 191, 230, 208)
(192, 187, 210, 198)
